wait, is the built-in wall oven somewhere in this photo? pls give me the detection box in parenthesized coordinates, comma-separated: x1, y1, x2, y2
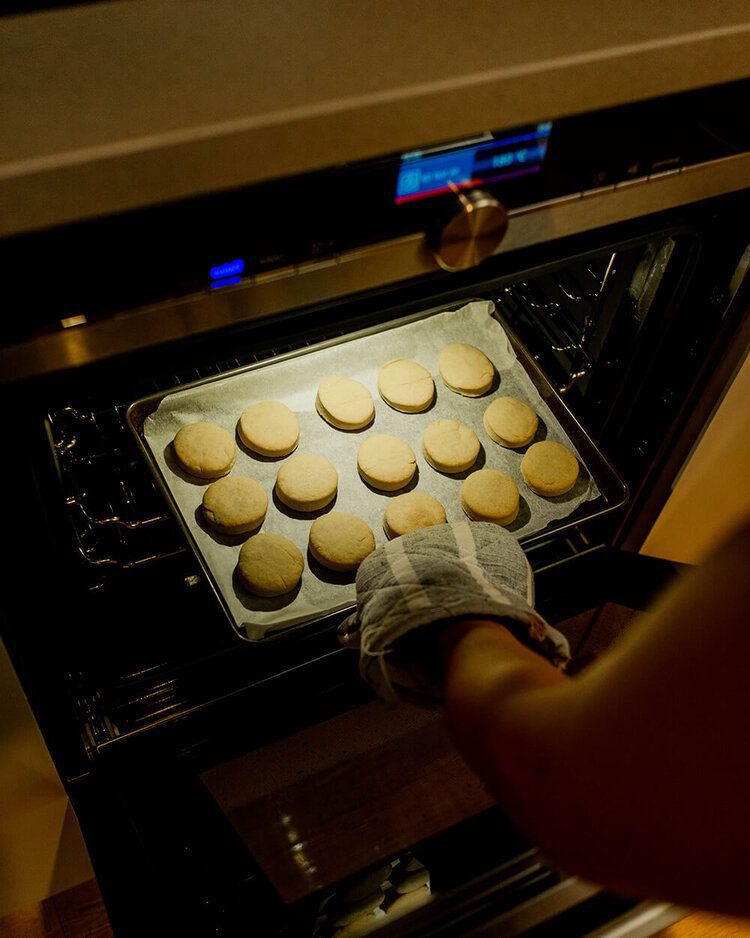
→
(2, 78, 750, 937)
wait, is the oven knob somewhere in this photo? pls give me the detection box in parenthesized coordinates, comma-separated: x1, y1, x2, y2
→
(431, 188, 508, 272)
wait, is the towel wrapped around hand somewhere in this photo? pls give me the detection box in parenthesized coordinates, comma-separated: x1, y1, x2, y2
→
(339, 521, 570, 703)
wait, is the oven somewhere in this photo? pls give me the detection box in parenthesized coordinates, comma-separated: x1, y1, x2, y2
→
(2, 77, 750, 937)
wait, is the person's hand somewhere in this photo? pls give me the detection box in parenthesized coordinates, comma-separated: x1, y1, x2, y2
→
(339, 521, 569, 703)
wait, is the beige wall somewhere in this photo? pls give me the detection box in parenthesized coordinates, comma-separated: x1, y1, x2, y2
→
(0, 640, 93, 917)
(641, 345, 750, 565)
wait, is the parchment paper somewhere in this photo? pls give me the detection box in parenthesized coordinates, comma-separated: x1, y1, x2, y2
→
(143, 301, 600, 639)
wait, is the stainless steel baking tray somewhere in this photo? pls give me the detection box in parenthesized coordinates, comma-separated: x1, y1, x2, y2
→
(127, 299, 627, 643)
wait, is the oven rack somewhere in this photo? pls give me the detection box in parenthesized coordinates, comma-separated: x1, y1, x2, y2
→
(47, 402, 189, 576)
(45, 336, 349, 578)
(496, 252, 618, 395)
(41, 273, 629, 749)
(45, 256, 620, 583)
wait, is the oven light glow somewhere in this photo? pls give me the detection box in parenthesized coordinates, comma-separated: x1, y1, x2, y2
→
(60, 314, 88, 328)
(209, 275, 242, 290)
(209, 258, 245, 279)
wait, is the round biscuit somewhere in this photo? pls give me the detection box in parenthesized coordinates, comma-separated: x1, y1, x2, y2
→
(275, 454, 338, 512)
(238, 401, 299, 457)
(308, 512, 376, 572)
(173, 422, 236, 479)
(521, 440, 579, 496)
(237, 532, 303, 597)
(316, 376, 374, 430)
(438, 343, 494, 396)
(377, 359, 435, 413)
(383, 491, 446, 539)
(483, 396, 538, 448)
(202, 475, 268, 535)
(460, 469, 519, 525)
(357, 434, 417, 491)
(422, 419, 480, 474)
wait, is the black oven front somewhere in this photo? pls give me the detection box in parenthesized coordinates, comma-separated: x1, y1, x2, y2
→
(2, 79, 750, 937)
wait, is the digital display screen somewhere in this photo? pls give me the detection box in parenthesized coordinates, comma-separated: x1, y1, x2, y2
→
(395, 122, 552, 204)
(209, 258, 245, 289)
(210, 258, 245, 280)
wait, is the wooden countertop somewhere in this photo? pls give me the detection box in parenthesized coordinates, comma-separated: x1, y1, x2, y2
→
(655, 912, 750, 937)
(1, 1, 750, 237)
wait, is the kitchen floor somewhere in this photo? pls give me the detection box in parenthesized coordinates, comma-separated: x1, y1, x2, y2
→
(0, 880, 111, 938)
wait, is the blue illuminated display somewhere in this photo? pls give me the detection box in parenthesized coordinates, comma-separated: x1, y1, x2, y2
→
(397, 150, 474, 200)
(210, 258, 245, 280)
(396, 123, 552, 204)
(209, 275, 242, 290)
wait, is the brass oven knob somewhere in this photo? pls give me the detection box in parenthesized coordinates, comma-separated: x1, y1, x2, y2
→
(431, 187, 508, 272)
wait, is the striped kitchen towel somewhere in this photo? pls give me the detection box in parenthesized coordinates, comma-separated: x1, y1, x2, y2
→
(341, 522, 570, 703)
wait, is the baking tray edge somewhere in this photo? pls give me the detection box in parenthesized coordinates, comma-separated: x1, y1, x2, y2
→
(126, 298, 628, 643)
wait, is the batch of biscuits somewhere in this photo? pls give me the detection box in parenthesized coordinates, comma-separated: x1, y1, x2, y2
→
(170, 343, 580, 599)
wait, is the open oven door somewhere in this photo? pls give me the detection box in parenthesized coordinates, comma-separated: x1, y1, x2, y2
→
(184, 543, 688, 938)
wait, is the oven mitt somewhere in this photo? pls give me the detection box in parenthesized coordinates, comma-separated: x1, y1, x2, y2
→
(339, 521, 569, 704)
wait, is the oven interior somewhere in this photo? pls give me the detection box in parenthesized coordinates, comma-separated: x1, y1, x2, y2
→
(37, 233, 685, 747)
(5, 195, 749, 936)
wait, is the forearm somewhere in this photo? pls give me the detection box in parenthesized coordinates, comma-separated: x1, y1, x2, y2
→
(440, 620, 678, 902)
(440, 618, 566, 780)
(439, 521, 750, 913)
(440, 619, 574, 844)
(351, 515, 750, 911)
(441, 622, 647, 893)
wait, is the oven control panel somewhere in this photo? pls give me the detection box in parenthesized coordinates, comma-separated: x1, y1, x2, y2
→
(1, 78, 748, 349)
(395, 123, 552, 205)
(429, 188, 509, 272)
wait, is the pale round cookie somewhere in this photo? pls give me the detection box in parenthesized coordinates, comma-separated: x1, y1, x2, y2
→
(422, 419, 480, 474)
(316, 376, 375, 430)
(438, 343, 495, 396)
(357, 434, 417, 491)
(201, 475, 268, 535)
(521, 440, 579, 496)
(173, 422, 236, 479)
(377, 358, 435, 413)
(238, 401, 299, 457)
(460, 468, 520, 526)
(483, 396, 539, 448)
(237, 532, 304, 597)
(383, 491, 446, 539)
(308, 512, 376, 572)
(275, 454, 338, 511)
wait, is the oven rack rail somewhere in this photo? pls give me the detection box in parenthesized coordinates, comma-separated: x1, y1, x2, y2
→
(48, 402, 189, 575)
(496, 252, 616, 394)
(45, 336, 349, 578)
(41, 262, 621, 750)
